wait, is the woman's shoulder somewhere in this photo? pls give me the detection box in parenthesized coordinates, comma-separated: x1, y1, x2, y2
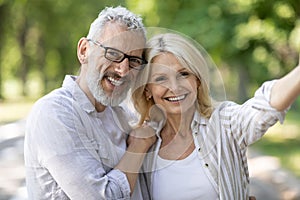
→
(213, 100, 239, 111)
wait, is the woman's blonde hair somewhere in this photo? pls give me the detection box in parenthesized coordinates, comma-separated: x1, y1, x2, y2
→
(132, 33, 214, 125)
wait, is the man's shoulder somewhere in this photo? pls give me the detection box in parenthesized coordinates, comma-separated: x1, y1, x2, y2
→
(28, 87, 75, 121)
(36, 87, 73, 107)
(34, 75, 78, 107)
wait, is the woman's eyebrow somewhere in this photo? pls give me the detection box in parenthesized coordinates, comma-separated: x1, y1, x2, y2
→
(177, 67, 189, 72)
(151, 72, 165, 77)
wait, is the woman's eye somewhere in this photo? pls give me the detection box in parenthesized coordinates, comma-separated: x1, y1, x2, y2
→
(179, 71, 190, 78)
(154, 76, 167, 82)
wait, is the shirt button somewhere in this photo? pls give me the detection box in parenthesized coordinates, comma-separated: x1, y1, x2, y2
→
(198, 147, 201, 152)
(205, 163, 209, 167)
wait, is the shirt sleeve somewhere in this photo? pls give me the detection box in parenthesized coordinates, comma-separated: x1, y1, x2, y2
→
(28, 98, 131, 200)
(250, 79, 287, 123)
(221, 80, 288, 147)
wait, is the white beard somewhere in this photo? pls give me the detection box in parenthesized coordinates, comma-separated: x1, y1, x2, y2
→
(86, 68, 130, 107)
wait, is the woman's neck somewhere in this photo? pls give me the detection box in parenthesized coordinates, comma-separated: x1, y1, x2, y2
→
(162, 108, 195, 137)
(159, 107, 196, 160)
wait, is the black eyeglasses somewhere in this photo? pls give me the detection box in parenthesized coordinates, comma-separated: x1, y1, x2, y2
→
(87, 39, 147, 70)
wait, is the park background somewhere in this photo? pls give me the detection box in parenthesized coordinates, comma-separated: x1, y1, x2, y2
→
(0, 0, 299, 199)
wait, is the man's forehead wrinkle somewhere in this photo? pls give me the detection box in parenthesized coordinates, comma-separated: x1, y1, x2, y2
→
(101, 33, 145, 53)
(99, 22, 145, 46)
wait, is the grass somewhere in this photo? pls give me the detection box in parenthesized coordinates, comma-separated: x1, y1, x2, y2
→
(0, 98, 35, 125)
(251, 110, 300, 178)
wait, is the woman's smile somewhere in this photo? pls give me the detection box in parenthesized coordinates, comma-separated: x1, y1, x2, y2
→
(164, 94, 188, 102)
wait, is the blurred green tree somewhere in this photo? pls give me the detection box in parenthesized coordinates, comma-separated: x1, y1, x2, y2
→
(0, 2, 9, 100)
(0, 0, 299, 105)
(0, 0, 126, 98)
(128, 0, 300, 102)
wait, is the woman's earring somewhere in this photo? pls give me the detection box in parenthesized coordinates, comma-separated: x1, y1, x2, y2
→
(146, 95, 152, 101)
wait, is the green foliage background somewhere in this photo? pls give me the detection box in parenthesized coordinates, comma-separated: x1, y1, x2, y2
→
(0, 0, 299, 107)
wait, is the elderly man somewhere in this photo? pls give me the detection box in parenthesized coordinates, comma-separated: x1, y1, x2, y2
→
(24, 6, 155, 200)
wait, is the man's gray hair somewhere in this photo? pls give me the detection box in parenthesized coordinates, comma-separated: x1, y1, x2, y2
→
(87, 6, 146, 40)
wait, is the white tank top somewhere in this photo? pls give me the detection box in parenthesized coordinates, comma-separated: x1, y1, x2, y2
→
(152, 149, 218, 200)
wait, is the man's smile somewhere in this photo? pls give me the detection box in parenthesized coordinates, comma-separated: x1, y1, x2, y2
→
(107, 76, 124, 86)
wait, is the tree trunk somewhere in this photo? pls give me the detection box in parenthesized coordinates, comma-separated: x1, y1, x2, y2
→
(0, 3, 9, 100)
(37, 37, 48, 95)
(238, 66, 249, 103)
(18, 19, 29, 97)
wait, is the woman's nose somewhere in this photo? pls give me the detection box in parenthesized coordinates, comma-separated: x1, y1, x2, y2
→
(167, 78, 180, 91)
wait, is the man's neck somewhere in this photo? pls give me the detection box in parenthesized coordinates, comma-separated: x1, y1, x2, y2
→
(95, 102, 106, 112)
(75, 75, 106, 112)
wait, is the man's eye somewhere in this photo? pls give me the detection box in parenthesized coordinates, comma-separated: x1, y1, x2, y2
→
(107, 50, 122, 59)
(130, 58, 143, 65)
(108, 51, 119, 57)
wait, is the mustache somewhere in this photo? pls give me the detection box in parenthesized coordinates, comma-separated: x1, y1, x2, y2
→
(103, 71, 129, 82)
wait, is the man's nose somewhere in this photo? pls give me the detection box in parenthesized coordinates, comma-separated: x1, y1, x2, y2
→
(115, 58, 130, 76)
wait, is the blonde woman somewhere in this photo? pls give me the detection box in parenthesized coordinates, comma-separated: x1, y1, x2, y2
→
(132, 33, 300, 200)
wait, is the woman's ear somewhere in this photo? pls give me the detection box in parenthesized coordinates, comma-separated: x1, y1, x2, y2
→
(144, 86, 152, 100)
(77, 37, 88, 64)
(197, 78, 201, 88)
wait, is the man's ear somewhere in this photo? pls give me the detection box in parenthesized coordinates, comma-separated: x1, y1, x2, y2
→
(77, 37, 88, 64)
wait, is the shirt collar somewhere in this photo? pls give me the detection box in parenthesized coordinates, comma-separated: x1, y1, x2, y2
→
(192, 111, 208, 129)
(154, 110, 208, 139)
(62, 75, 96, 114)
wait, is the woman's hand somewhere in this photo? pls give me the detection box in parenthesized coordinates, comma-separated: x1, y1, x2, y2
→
(270, 56, 300, 111)
(127, 125, 157, 152)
